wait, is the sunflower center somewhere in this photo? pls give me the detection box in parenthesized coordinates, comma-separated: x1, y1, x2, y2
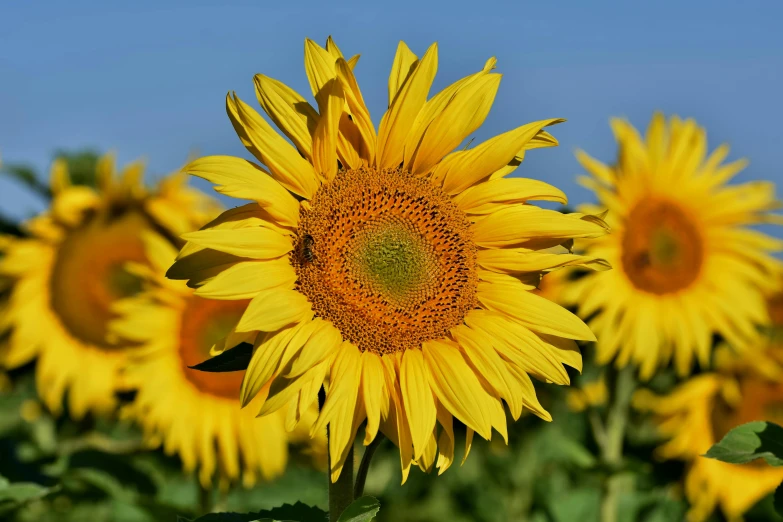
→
(621, 199, 703, 295)
(50, 211, 149, 348)
(179, 296, 249, 399)
(292, 167, 478, 355)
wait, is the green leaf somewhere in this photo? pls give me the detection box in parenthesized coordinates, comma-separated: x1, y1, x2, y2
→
(188, 501, 327, 522)
(775, 482, 783, 517)
(1, 163, 51, 198)
(189, 342, 253, 373)
(337, 496, 380, 522)
(704, 421, 783, 466)
(0, 480, 59, 514)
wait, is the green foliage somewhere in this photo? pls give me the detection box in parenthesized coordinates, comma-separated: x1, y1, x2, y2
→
(0, 164, 50, 199)
(704, 421, 783, 466)
(189, 343, 253, 373)
(183, 501, 327, 522)
(337, 496, 380, 522)
(52, 149, 100, 187)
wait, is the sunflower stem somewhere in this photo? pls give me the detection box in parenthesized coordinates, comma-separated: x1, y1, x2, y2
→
(353, 433, 385, 499)
(328, 427, 354, 522)
(599, 366, 636, 522)
(198, 484, 213, 515)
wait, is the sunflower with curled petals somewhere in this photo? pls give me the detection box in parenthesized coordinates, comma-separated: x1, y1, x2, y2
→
(0, 155, 219, 418)
(563, 114, 783, 379)
(635, 289, 783, 521)
(169, 37, 608, 482)
(109, 232, 324, 489)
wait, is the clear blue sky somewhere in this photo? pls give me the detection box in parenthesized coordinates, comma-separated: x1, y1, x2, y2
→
(1, 1, 782, 230)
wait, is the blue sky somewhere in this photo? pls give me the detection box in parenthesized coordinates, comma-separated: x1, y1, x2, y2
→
(1, 1, 782, 227)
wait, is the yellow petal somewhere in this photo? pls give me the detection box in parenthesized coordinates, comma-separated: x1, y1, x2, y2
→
(454, 178, 567, 213)
(472, 205, 607, 247)
(49, 158, 70, 193)
(477, 249, 610, 273)
(240, 325, 300, 406)
(184, 155, 299, 226)
(336, 58, 376, 165)
(401, 349, 436, 459)
(194, 258, 296, 300)
(377, 43, 438, 169)
(477, 281, 595, 341)
(435, 404, 454, 474)
(236, 288, 312, 332)
(51, 187, 101, 226)
(451, 324, 522, 419)
(437, 119, 564, 194)
(285, 319, 343, 378)
(387, 41, 419, 108)
(226, 92, 318, 199)
(311, 79, 343, 182)
(488, 129, 560, 180)
(408, 74, 501, 176)
(304, 38, 337, 106)
(422, 339, 492, 439)
(96, 153, 115, 193)
(254, 74, 318, 160)
(180, 227, 292, 260)
(362, 351, 386, 445)
(402, 58, 496, 170)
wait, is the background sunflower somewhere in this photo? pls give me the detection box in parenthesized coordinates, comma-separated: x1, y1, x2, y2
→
(0, 155, 219, 418)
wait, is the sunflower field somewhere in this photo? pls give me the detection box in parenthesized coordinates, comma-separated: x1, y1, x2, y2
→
(2, 6, 783, 522)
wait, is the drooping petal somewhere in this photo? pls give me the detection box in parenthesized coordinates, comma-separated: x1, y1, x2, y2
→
(422, 339, 492, 439)
(401, 348, 437, 459)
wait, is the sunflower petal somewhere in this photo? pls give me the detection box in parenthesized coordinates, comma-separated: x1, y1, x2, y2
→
(185, 156, 300, 226)
(226, 92, 318, 199)
(254, 74, 318, 160)
(377, 43, 438, 169)
(180, 228, 292, 260)
(437, 119, 564, 194)
(236, 288, 312, 333)
(387, 41, 419, 108)
(401, 349, 437, 459)
(454, 178, 567, 213)
(422, 339, 492, 439)
(194, 258, 296, 300)
(472, 206, 607, 247)
(312, 79, 344, 182)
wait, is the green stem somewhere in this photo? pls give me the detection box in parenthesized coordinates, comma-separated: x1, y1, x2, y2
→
(599, 366, 636, 522)
(328, 425, 354, 522)
(198, 484, 213, 515)
(353, 433, 385, 499)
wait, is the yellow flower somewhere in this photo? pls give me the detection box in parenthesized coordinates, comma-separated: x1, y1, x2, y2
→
(566, 114, 782, 379)
(0, 154, 219, 418)
(109, 232, 323, 488)
(170, 37, 607, 482)
(636, 354, 783, 520)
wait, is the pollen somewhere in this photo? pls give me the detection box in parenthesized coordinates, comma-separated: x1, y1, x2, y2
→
(292, 167, 478, 355)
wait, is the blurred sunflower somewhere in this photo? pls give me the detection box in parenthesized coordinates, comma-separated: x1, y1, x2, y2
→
(566, 113, 782, 379)
(0, 155, 218, 418)
(110, 232, 323, 488)
(635, 290, 783, 521)
(170, 37, 608, 482)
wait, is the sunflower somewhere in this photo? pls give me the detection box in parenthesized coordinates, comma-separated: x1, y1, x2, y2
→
(109, 232, 322, 488)
(0, 154, 219, 418)
(565, 113, 783, 379)
(635, 291, 783, 521)
(169, 37, 608, 482)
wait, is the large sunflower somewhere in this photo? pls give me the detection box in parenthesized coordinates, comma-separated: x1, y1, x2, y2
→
(635, 292, 783, 521)
(169, 37, 608, 482)
(109, 232, 322, 488)
(565, 114, 783, 379)
(0, 155, 218, 418)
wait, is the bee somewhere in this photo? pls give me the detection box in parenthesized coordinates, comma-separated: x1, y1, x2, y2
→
(301, 234, 315, 263)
